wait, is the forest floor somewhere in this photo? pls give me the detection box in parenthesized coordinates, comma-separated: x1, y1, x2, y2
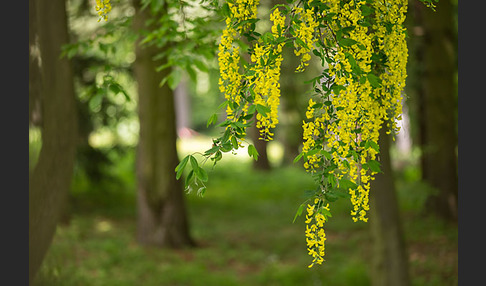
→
(34, 136, 458, 286)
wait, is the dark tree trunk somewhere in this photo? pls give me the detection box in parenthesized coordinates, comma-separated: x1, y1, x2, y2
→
(249, 122, 272, 170)
(279, 45, 306, 166)
(412, 0, 458, 222)
(29, 0, 42, 127)
(29, 0, 78, 283)
(132, 0, 195, 248)
(370, 126, 410, 286)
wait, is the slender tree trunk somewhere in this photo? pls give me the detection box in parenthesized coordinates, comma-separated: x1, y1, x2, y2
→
(279, 45, 305, 166)
(370, 126, 410, 286)
(29, 0, 78, 283)
(132, 0, 195, 248)
(413, 0, 458, 222)
(249, 121, 272, 170)
(29, 0, 42, 128)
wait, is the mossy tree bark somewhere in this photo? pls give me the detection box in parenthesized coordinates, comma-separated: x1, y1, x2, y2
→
(132, 0, 195, 248)
(29, 0, 79, 283)
(370, 126, 410, 286)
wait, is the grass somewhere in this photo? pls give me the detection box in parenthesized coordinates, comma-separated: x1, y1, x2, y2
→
(33, 136, 457, 286)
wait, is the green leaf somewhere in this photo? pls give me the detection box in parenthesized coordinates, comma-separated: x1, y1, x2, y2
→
(189, 155, 199, 170)
(293, 204, 305, 223)
(365, 140, 380, 152)
(293, 152, 304, 164)
(204, 145, 220, 156)
(339, 38, 358, 47)
(221, 3, 230, 17)
(339, 178, 358, 190)
(303, 189, 316, 199)
(294, 37, 307, 49)
(248, 144, 259, 161)
(320, 150, 332, 160)
(221, 128, 231, 144)
(360, 5, 374, 17)
(319, 207, 332, 218)
(367, 73, 382, 88)
(218, 120, 231, 128)
(231, 136, 239, 149)
(207, 113, 218, 127)
(256, 104, 270, 117)
(334, 190, 350, 199)
(221, 142, 233, 152)
(247, 104, 256, 115)
(212, 150, 223, 164)
(241, 113, 254, 120)
(109, 83, 121, 95)
(217, 100, 229, 110)
(305, 149, 320, 158)
(185, 170, 194, 187)
(367, 159, 382, 173)
(175, 155, 190, 180)
(195, 166, 208, 182)
(167, 69, 182, 90)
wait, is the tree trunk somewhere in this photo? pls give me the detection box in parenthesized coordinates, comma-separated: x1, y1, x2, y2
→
(413, 0, 458, 222)
(29, 0, 78, 283)
(132, 0, 195, 248)
(29, 0, 42, 128)
(249, 122, 272, 170)
(279, 45, 306, 166)
(370, 126, 410, 286)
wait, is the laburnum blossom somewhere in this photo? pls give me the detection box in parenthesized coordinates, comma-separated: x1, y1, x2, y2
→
(95, 0, 111, 21)
(305, 198, 330, 268)
(248, 8, 286, 140)
(293, 7, 319, 72)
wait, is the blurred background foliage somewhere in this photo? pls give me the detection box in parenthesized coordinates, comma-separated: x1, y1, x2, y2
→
(29, 0, 458, 285)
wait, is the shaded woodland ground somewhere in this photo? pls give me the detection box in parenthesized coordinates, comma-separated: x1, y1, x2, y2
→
(31, 136, 457, 286)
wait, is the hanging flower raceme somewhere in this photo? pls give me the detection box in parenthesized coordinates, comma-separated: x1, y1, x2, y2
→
(227, 0, 260, 32)
(297, 0, 409, 263)
(305, 198, 330, 268)
(373, 0, 408, 136)
(248, 8, 286, 140)
(95, 0, 112, 21)
(293, 7, 319, 72)
(218, 27, 243, 122)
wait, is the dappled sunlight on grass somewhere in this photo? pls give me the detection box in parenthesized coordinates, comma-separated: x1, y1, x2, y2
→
(177, 134, 285, 167)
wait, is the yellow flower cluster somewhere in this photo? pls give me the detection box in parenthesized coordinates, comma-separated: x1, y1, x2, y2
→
(302, 98, 326, 171)
(218, 0, 260, 125)
(373, 0, 408, 136)
(325, 80, 379, 222)
(95, 0, 112, 22)
(227, 0, 260, 32)
(318, 1, 376, 222)
(293, 7, 319, 72)
(305, 198, 329, 268)
(218, 27, 243, 121)
(248, 9, 286, 140)
(215, 0, 409, 267)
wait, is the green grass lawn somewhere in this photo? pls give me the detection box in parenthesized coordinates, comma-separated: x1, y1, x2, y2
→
(34, 137, 457, 286)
